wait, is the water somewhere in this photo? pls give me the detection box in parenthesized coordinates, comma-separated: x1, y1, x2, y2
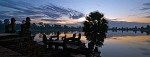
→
(33, 30, 150, 57)
(102, 31, 150, 57)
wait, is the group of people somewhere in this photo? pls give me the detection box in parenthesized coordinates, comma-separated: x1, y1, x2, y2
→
(66, 33, 81, 41)
(66, 33, 81, 42)
(42, 32, 82, 44)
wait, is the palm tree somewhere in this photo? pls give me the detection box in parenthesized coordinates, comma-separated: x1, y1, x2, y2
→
(83, 11, 108, 34)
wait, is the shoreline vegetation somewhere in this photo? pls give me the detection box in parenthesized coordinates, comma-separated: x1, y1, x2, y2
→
(0, 23, 150, 32)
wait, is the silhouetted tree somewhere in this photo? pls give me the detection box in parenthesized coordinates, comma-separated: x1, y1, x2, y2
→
(83, 11, 108, 57)
(83, 11, 108, 34)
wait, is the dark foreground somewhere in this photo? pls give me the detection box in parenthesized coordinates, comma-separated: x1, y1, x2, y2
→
(0, 33, 99, 57)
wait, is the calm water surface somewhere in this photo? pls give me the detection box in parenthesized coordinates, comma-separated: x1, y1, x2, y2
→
(34, 31, 150, 57)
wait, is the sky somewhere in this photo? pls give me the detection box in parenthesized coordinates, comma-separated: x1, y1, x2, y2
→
(0, 0, 150, 25)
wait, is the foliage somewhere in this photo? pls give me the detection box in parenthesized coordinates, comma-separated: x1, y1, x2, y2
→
(83, 11, 108, 34)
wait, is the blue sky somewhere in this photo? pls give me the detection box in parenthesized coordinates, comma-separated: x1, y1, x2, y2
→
(0, 0, 150, 24)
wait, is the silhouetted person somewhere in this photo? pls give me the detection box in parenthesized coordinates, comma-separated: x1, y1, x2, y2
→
(10, 17, 16, 33)
(66, 33, 77, 43)
(78, 33, 81, 39)
(4, 19, 10, 33)
(73, 33, 76, 38)
(71, 33, 76, 42)
(42, 34, 47, 44)
(62, 34, 67, 49)
(74, 33, 81, 41)
(56, 31, 60, 40)
(62, 34, 67, 41)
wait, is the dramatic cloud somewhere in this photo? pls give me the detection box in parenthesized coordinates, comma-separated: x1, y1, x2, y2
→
(0, 0, 84, 24)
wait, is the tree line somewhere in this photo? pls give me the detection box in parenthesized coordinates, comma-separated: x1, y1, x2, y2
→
(0, 19, 82, 33)
(109, 25, 150, 31)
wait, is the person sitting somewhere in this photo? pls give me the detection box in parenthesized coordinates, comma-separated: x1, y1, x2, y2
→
(73, 33, 76, 38)
(62, 34, 66, 40)
(66, 33, 76, 41)
(49, 31, 60, 40)
(73, 33, 82, 44)
(42, 34, 47, 44)
(74, 33, 81, 41)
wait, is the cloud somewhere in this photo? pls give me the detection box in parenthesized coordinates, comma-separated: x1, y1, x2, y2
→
(0, 0, 35, 12)
(0, 0, 84, 24)
(140, 3, 150, 10)
(140, 8, 150, 10)
(30, 18, 82, 25)
(41, 19, 59, 22)
(143, 3, 150, 6)
(138, 3, 150, 19)
(145, 16, 150, 18)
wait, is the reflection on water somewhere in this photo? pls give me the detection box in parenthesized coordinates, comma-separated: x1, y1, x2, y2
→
(102, 35, 150, 57)
(33, 31, 150, 57)
(107, 31, 148, 37)
(34, 31, 87, 43)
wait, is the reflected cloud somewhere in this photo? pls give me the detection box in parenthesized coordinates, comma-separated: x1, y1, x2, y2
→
(139, 47, 149, 51)
(140, 47, 150, 56)
(112, 37, 122, 40)
(145, 40, 150, 43)
(142, 52, 150, 56)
